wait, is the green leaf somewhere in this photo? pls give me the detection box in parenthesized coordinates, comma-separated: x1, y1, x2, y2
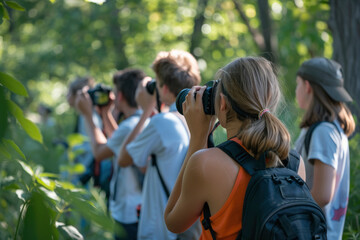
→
(0, 142, 11, 159)
(2, 138, 26, 160)
(21, 191, 58, 240)
(7, 100, 43, 143)
(1, 5, 9, 21)
(67, 133, 88, 148)
(18, 160, 34, 177)
(0, 72, 28, 96)
(5, 1, 25, 11)
(38, 186, 59, 201)
(0, 86, 7, 139)
(56, 222, 83, 240)
(35, 176, 56, 191)
(0, 176, 20, 190)
(18, 117, 43, 143)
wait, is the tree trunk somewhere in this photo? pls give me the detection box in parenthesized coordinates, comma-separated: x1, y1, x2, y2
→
(108, 2, 129, 69)
(189, 0, 209, 56)
(233, 0, 276, 63)
(257, 0, 277, 63)
(329, 0, 360, 134)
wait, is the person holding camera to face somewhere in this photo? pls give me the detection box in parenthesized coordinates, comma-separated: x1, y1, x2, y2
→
(74, 69, 146, 240)
(164, 57, 307, 239)
(117, 50, 201, 240)
(67, 76, 104, 186)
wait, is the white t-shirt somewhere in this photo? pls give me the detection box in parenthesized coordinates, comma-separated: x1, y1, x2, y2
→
(127, 104, 189, 240)
(106, 110, 143, 224)
(294, 120, 350, 240)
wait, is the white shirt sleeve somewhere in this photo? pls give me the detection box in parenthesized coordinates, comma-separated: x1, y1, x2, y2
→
(126, 121, 162, 168)
(308, 123, 340, 170)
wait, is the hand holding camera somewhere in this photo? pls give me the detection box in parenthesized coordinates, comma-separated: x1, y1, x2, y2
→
(176, 80, 219, 115)
(135, 77, 158, 114)
(87, 84, 112, 107)
(180, 85, 216, 139)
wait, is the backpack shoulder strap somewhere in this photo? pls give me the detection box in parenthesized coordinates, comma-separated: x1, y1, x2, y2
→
(217, 140, 265, 175)
(283, 149, 300, 172)
(304, 121, 340, 155)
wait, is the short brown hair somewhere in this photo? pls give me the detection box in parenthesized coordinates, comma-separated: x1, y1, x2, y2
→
(68, 76, 95, 96)
(152, 50, 201, 96)
(113, 69, 146, 108)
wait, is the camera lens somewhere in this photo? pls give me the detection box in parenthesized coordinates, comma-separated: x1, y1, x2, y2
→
(175, 88, 189, 115)
(176, 80, 219, 115)
(146, 79, 157, 95)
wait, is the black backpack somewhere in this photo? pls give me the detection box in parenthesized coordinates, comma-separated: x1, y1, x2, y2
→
(202, 139, 327, 240)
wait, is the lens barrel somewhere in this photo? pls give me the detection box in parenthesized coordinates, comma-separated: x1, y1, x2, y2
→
(176, 85, 216, 115)
(146, 79, 157, 95)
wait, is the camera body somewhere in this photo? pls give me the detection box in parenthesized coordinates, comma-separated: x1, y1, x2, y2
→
(87, 84, 112, 107)
(176, 80, 219, 115)
(146, 79, 157, 95)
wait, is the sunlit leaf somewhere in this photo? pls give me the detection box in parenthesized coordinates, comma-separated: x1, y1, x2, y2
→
(18, 160, 34, 176)
(55, 180, 77, 190)
(67, 133, 88, 148)
(5, 1, 25, 11)
(60, 163, 85, 174)
(7, 100, 43, 143)
(39, 172, 59, 179)
(36, 176, 56, 191)
(18, 118, 43, 143)
(2, 138, 26, 160)
(15, 189, 30, 202)
(38, 186, 59, 201)
(85, 0, 106, 5)
(56, 222, 84, 240)
(0, 72, 27, 96)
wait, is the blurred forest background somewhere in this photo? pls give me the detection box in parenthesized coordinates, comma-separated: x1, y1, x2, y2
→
(0, 0, 359, 239)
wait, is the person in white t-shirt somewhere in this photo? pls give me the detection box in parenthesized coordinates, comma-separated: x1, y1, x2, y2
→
(117, 50, 202, 240)
(74, 69, 146, 240)
(294, 57, 356, 240)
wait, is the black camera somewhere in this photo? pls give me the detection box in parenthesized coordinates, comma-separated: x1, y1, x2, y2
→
(146, 79, 157, 95)
(176, 80, 219, 115)
(87, 84, 112, 106)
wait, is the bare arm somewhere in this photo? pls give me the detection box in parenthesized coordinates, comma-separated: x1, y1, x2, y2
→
(165, 86, 215, 232)
(75, 91, 113, 161)
(310, 159, 336, 208)
(117, 78, 156, 167)
(298, 155, 306, 180)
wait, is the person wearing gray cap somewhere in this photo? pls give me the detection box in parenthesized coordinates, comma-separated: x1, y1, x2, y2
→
(294, 57, 356, 240)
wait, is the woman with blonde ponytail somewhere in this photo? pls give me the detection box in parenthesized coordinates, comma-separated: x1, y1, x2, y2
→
(164, 56, 305, 239)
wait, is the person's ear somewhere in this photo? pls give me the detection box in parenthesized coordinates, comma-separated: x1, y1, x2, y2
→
(304, 80, 313, 94)
(219, 93, 227, 111)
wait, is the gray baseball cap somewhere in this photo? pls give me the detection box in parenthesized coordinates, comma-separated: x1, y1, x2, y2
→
(297, 57, 353, 102)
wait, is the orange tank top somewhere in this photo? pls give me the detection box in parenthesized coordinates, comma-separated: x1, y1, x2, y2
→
(199, 139, 251, 240)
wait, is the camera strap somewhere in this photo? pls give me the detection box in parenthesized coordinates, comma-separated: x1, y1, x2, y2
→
(155, 88, 162, 113)
(207, 121, 220, 148)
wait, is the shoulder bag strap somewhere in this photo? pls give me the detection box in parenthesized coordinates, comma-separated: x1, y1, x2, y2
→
(151, 154, 170, 198)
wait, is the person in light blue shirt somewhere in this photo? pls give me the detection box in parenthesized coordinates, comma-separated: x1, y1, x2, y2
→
(74, 69, 146, 240)
(118, 50, 202, 240)
(294, 57, 356, 240)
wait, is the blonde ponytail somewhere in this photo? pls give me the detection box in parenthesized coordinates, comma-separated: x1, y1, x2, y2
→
(217, 57, 290, 166)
